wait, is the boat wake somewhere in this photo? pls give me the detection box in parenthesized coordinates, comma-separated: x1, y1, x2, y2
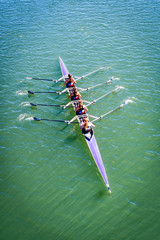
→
(16, 90, 28, 96)
(18, 113, 34, 121)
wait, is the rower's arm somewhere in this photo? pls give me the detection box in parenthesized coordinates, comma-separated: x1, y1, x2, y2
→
(84, 106, 88, 111)
(90, 122, 95, 128)
(64, 78, 69, 85)
(75, 106, 78, 112)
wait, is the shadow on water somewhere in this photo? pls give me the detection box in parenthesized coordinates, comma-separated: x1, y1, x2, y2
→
(95, 189, 111, 199)
(63, 132, 79, 143)
(60, 124, 68, 131)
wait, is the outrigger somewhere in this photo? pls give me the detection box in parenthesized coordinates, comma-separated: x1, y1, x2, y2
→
(27, 57, 126, 193)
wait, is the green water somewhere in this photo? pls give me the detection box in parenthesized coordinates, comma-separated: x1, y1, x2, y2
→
(0, 0, 160, 239)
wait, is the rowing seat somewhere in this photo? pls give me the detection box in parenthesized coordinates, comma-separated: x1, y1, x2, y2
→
(67, 87, 74, 95)
(77, 114, 88, 123)
(71, 100, 80, 108)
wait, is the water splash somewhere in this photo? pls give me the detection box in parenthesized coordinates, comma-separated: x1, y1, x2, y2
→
(111, 76, 120, 81)
(130, 96, 138, 101)
(104, 66, 112, 70)
(18, 113, 33, 121)
(101, 66, 112, 71)
(114, 85, 125, 93)
(16, 90, 28, 96)
(25, 117, 34, 121)
(124, 97, 136, 105)
(20, 102, 30, 107)
(126, 99, 133, 104)
(116, 85, 125, 90)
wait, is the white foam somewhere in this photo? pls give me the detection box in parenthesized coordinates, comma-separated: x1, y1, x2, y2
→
(111, 76, 120, 81)
(126, 99, 134, 104)
(20, 102, 30, 107)
(16, 90, 28, 96)
(130, 96, 138, 101)
(18, 113, 33, 121)
(25, 117, 34, 121)
(103, 66, 112, 71)
(116, 85, 125, 90)
(124, 98, 135, 104)
(18, 113, 28, 121)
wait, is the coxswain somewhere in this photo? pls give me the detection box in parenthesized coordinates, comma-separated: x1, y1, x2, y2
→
(75, 100, 88, 115)
(65, 74, 76, 88)
(80, 117, 95, 135)
(69, 87, 81, 101)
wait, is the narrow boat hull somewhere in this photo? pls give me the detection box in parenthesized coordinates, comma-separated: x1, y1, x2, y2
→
(59, 57, 69, 76)
(59, 57, 111, 192)
(85, 136, 110, 191)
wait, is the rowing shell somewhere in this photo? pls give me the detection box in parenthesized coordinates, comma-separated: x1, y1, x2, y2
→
(59, 57, 111, 192)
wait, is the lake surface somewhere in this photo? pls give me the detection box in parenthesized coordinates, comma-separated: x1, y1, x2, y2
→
(0, 0, 160, 239)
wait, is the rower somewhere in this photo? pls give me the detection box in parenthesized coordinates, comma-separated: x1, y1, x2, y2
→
(69, 87, 81, 101)
(80, 117, 95, 135)
(75, 100, 88, 115)
(65, 74, 76, 88)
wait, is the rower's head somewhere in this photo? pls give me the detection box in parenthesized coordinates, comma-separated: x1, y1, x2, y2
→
(68, 73, 72, 78)
(73, 87, 77, 93)
(79, 101, 83, 107)
(83, 117, 89, 123)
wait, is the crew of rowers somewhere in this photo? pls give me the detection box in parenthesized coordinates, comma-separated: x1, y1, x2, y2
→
(65, 73, 95, 134)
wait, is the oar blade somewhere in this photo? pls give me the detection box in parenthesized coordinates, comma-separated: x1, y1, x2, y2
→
(30, 103, 37, 107)
(28, 90, 34, 94)
(34, 117, 41, 121)
(120, 102, 126, 108)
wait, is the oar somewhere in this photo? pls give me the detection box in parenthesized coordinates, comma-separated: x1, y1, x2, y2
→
(58, 70, 109, 95)
(91, 102, 126, 123)
(79, 79, 112, 93)
(33, 117, 78, 123)
(75, 67, 105, 82)
(26, 76, 64, 82)
(28, 90, 59, 95)
(86, 87, 120, 107)
(27, 65, 109, 84)
(30, 103, 72, 108)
